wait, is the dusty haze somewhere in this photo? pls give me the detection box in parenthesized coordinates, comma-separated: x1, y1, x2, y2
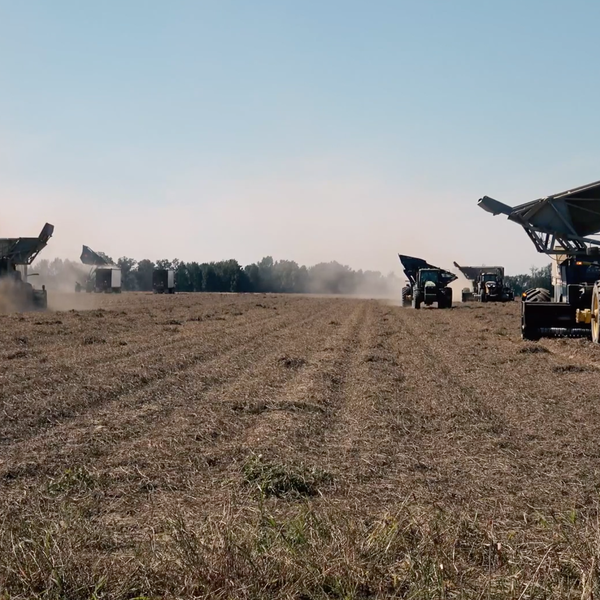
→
(0, 162, 551, 280)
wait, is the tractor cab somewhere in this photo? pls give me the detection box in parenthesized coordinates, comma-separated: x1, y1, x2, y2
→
(418, 268, 441, 286)
(481, 272, 499, 283)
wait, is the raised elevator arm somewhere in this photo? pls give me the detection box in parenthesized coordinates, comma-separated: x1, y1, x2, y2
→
(0, 223, 54, 265)
(478, 180, 600, 256)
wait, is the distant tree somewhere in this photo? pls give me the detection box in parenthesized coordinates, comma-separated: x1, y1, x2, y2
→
(505, 264, 552, 295)
(135, 259, 155, 291)
(117, 257, 137, 291)
(175, 262, 191, 292)
(244, 263, 261, 292)
(156, 259, 172, 270)
(186, 262, 203, 292)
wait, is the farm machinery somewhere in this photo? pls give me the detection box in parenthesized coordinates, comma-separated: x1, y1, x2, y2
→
(0, 223, 54, 311)
(478, 179, 600, 341)
(453, 263, 515, 303)
(76, 245, 122, 293)
(152, 268, 175, 294)
(399, 254, 457, 309)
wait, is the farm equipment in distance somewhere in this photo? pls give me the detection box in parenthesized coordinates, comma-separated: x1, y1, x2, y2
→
(152, 269, 175, 294)
(399, 254, 457, 309)
(0, 223, 54, 311)
(478, 179, 600, 341)
(453, 263, 515, 302)
(76, 245, 122, 293)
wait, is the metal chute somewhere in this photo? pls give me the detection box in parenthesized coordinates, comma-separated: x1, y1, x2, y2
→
(0, 223, 54, 265)
(398, 254, 457, 287)
(453, 262, 504, 281)
(80, 245, 113, 266)
(478, 180, 600, 255)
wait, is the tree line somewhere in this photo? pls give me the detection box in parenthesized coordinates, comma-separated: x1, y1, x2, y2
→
(504, 264, 552, 295)
(32, 255, 553, 297)
(33, 256, 402, 297)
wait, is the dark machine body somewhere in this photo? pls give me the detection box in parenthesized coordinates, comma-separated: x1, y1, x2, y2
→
(152, 269, 175, 294)
(77, 246, 122, 293)
(478, 180, 600, 341)
(453, 263, 514, 303)
(399, 254, 457, 309)
(0, 223, 54, 311)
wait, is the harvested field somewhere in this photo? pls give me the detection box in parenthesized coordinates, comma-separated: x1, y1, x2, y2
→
(2, 293, 600, 598)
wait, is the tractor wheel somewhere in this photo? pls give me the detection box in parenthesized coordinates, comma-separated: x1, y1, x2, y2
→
(412, 291, 422, 310)
(592, 284, 600, 344)
(523, 287, 551, 303)
(401, 286, 411, 307)
(443, 287, 453, 308)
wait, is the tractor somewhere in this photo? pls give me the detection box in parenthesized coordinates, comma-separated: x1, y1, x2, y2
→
(453, 263, 515, 302)
(76, 245, 122, 293)
(152, 269, 175, 294)
(399, 254, 456, 309)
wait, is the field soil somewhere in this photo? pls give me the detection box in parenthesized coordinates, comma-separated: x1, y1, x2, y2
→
(1, 293, 600, 599)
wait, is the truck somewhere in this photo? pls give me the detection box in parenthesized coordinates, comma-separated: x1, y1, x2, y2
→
(478, 179, 600, 340)
(453, 263, 515, 303)
(77, 245, 122, 293)
(152, 269, 175, 294)
(399, 254, 457, 309)
(0, 223, 54, 311)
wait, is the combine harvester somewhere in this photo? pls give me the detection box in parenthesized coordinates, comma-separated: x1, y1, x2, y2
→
(76, 245, 122, 293)
(399, 254, 457, 309)
(453, 263, 515, 303)
(152, 268, 175, 294)
(0, 223, 54, 310)
(478, 179, 600, 340)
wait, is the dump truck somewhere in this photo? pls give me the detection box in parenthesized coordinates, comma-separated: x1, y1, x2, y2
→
(152, 269, 175, 294)
(0, 223, 54, 311)
(453, 263, 515, 302)
(76, 245, 122, 293)
(399, 254, 457, 309)
(478, 179, 600, 340)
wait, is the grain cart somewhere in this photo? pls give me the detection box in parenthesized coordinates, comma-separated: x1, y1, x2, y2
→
(77, 245, 122, 293)
(453, 263, 515, 302)
(0, 223, 54, 311)
(152, 269, 175, 294)
(399, 254, 457, 309)
(478, 179, 600, 340)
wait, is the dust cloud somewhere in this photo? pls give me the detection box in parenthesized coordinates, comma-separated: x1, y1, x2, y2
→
(0, 279, 21, 314)
(450, 274, 471, 302)
(47, 292, 102, 312)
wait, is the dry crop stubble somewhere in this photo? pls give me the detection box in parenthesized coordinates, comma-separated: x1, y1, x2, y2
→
(1, 293, 600, 598)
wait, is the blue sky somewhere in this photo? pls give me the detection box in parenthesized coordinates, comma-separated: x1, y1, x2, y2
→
(1, 0, 599, 275)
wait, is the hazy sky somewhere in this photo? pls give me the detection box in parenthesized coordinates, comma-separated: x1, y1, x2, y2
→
(1, 0, 599, 275)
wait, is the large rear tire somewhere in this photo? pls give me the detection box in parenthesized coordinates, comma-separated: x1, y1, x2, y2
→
(443, 287, 452, 309)
(523, 287, 551, 303)
(401, 286, 411, 307)
(592, 284, 600, 344)
(412, 291, 422, 310)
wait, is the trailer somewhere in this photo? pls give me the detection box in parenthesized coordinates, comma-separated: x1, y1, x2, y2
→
(77, 245, 122, 293)
(0, 223, 54, 311)
(478, 180, 600, 340)
(152, 269, 175, 294)
(453, 263, 514, 303)
(399, 254, 457, 309)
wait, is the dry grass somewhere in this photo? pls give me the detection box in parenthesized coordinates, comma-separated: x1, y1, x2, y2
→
(1, 293, 600, 598)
